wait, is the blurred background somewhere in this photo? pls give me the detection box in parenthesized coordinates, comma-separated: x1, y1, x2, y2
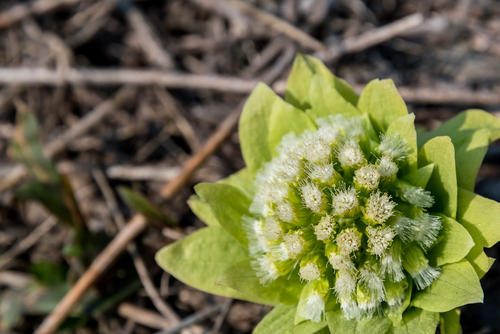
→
(0, 0, 499, 333)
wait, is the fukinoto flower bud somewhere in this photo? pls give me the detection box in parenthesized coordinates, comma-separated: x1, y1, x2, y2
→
(242, 111, 446, 321)
(402, 244, 440, 290)
(158, 55, 500, 333)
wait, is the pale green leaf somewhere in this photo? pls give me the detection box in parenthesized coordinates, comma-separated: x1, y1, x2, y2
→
(253, 305, 296, 334)
(411, 260, 483, 312)
(420, 109, 500, 191)
(440, 309, 462, 334)
(358, 79, 408, 132)
(307, 75, 361, 120)
(391, 308, 439, 334)
(187, 195, 219, 227)
(387, 282, 412, 326)
(219, 168, 256, 198)
(422, 109, 500, 144)
(418, 136, 457, 218)
(326, 309, 392, 334)
(292, 321, 328, 334)
(465, 244, 495, 278)
(452, 129, 489, 191)
(429, 216, 474, 266)
(155, 227, 250, 300)
(404, 164, 434, 189)
(386, 113, 417, 170)
(268, 98, 316, 153)
(195, 183, 251, 246)
(457, 187, 500, 248)
(239, 83, 276, 171)
(285, 54, 358, 109)
(217, 260, 301, 306)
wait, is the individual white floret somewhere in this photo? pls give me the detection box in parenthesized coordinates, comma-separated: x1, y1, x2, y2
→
(332, 186, 359, 216)
(355, 284, 378, 317)
(378, 155, 398, 178)
(308, 163, 336, 184)
(402, 186, 434, 208)
(303, 293, 325, 322)
(358, 264, 385, 303)
(300, 182, 325, 213)
(336, 228, 362, 255)
(340, 297, 361, 320)
(364, 191, 396, 224)
(413, 266, 441, 290)
(299, 132, 331, 163)
(299, 262, 321, 281)
(394, 213, 441, 250)
(275, 156, 302, 182)
(340, 116, 364, 138)
(337, 140, 365, 168)
(334, 270, 357, 299)
(272, 232, 306, 261)
(243, 217, 268, 254)
(354, 164, 380, 190)
(378, 134, 410, 161)
(314, 215, 335, 241)
(392, 216, 414, 243)
(267, 182, 289, 203)
(366, 226, 395, 257)
(380, 242, 405, 282)
(328, 253, 356, 273)
(414, 213, 442, 250)
(252, 254, 280, 284)
(315, 123, 339, 144)
(320, 115, 364, 139)
(262, 216, 282, 240)
(275, 200, 295, 223)
(402, 244, 441, 289)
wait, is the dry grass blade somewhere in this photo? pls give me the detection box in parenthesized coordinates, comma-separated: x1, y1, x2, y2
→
(0, 68, 258, 92)
(35, 214, 148, 334)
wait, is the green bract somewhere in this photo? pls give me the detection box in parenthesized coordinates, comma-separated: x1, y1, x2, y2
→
(156, 54, 500, 334)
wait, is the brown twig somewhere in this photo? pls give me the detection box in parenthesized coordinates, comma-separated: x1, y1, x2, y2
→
(122, 1, 174, 68)
(155, 304, 225, 334)
(35, 214, 148, 334)
(0, 216, 57, 270)
(223, 0, 327, 51)
(0, 67, 257, 93)
(118, 303, 172, 329)
(209, 298, 232, 334)
(106, 164, 181, 182)
(0, 0, 81, 30)
(92, 169, 180, 324)
(316, 13, 425, 62)
(161, 108, 240, 198)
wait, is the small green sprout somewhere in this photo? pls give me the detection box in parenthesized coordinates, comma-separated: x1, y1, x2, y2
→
(156, 54, 500, 334)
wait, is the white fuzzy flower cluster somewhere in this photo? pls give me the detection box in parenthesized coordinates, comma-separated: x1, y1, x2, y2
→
(244, 114, 442, 322)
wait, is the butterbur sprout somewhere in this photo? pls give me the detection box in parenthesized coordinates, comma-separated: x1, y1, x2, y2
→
(156, 54, 500, 334)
